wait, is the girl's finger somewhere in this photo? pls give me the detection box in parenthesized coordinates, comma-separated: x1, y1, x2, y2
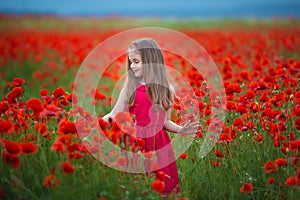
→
(188, 121, 199, 126)
(184, 120, 191, 126)
(193, 124, 201, 128)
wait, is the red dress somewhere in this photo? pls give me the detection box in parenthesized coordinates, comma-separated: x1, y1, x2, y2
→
(128, 83, 180, 194)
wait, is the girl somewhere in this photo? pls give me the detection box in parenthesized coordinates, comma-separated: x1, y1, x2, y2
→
(102, 38, 199, 194)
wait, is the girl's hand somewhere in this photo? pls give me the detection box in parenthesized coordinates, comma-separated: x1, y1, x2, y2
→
(179, 120, 201, 134)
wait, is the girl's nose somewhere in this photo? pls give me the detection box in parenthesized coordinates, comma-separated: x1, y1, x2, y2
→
(131, 63, 136, 69)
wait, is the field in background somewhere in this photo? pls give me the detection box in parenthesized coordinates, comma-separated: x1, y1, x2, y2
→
(0, 15, 299, 200)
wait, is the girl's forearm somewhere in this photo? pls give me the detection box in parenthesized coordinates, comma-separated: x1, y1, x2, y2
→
(164, 120, 182, 133)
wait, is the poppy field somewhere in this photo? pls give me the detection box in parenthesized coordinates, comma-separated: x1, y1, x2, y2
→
(0, 16, 300, 199)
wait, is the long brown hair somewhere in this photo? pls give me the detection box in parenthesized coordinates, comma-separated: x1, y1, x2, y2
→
(125, 38, 173, 111)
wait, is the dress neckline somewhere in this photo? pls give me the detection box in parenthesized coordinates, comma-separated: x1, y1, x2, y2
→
(136, 83, 146, 91)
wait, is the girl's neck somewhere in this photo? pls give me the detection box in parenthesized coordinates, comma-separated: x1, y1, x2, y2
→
(137, 77, 145, 85)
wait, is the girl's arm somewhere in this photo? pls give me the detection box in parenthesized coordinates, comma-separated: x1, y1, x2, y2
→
(102, 87, 127, 122)
(164, 109, 182, 133)
(164, 109, 199, 134)
(164, 85, 200, 134)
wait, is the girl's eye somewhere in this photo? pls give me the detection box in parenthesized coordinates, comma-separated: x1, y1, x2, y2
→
(131, 59, 139, 64)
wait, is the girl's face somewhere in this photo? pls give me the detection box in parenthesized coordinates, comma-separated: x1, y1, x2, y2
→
(128, 50, 143, 78)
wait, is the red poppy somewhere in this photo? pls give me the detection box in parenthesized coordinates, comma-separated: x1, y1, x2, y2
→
(27, 98, 43, 114)
(212, 149, 224, 158)
(275, 158, 287, 167)
(151, 179, 165, 194)
(42, 175, 59, 188)
(240, 183, 253, 193)
(246, 121, 255, 130)
(293, 87, 300, 96)
(259, 94, 270, 103)
(245, 91, 256, 99)
(291, 156, 299, 166)
(14, 119, 28, 132)
(51, 141, 64, 153)
(58, 134, 73, 146)
(41, 104, 59, 117)
(67, 93, 78, 104)
(2, 152, 21, 169)
(4, 140, 21, 155)
(294, 118, 300, 130)
(285, 176, 298, 186)
(195, 89, 206, 98)
(62, 161, 75, 174)
(253, 133, 264, 142)
(174, 103, 181, 110)
(270, 124, 279, 136)
(268, 178, 275, 184)
(240, 71, 249, 80)
(292, 106, 300, 117)
(94, 89, 106, 100)
(114, 112, 133, 125)
(11, 87, 23, 98)
(211, 160, 222, 167)
(58, 96, 69, 106)
(219, 133, 232, 143)
(226, 101, 236, 110)
(155, 170, 166, 181)
(273, 136, 282, 147)
(58, 119, 77, 134)
(249, 102, 259, 112)
(225, 84, 241, 95)
(0, 120, 13, 134)
(289, 131, 295, 141)
(11, 78, 25, 87)
(39, 89, 48, 96)
(98, 117, 109, 131)
(52, 87, 66, 99)
(34, 123, 48, 137)
(205, 109, 212, 116)
(236, 105, 248, 114)
(68, 143, 83, 153)
(289, 140, 300, 151)
(232, 118, 244, 129)
(277, 121, 287, 132)
(0, 101, 8, 114)
(263, 161, 278, 174)
(263, 75, 277, 84)
(21, 142, 39, 155)
(133, 138, 145, 148)
(262, 57, 271, 66)
(198, 101, 205, 111)
(179, 153, 188, 159)
(5, 92, 17, 102)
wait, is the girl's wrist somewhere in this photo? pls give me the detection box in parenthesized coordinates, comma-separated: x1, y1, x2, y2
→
(178, 126, 183, 133)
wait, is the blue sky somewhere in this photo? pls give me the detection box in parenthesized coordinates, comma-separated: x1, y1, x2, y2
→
(0, 0, 299, 18)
